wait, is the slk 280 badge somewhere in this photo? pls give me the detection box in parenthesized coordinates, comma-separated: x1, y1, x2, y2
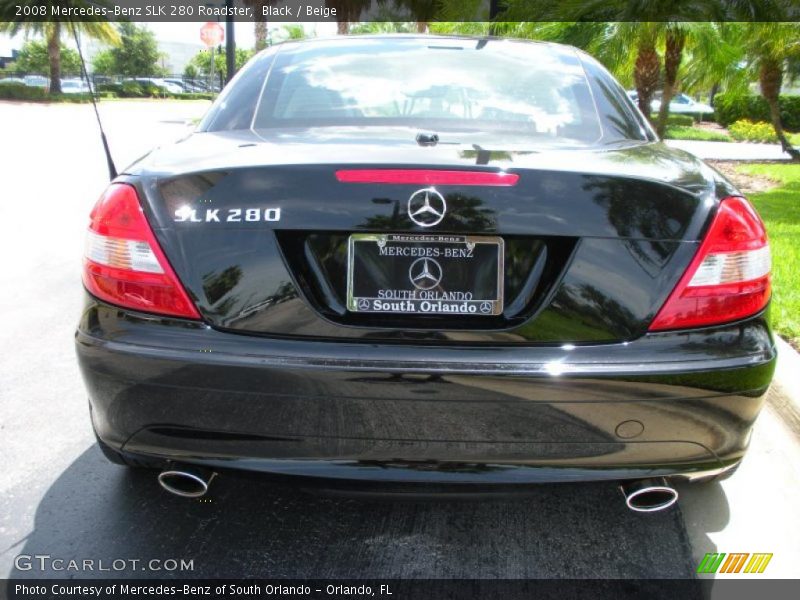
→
(174, 207, 281, 223)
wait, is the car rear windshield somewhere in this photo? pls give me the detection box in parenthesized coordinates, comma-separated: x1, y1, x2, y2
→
(202, 37, 650, 146)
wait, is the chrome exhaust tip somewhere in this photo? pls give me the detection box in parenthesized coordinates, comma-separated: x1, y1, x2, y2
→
(620, 477, 678, 513)
(158, 466, 216, 498)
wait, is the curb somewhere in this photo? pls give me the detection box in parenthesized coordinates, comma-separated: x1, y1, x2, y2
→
(769, 336, 800, 435)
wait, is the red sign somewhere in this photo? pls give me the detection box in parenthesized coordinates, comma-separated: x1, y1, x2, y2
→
(200, 22, 224, 48)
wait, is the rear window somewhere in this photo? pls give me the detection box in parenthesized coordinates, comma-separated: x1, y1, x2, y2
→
(202, 37, 649, 146)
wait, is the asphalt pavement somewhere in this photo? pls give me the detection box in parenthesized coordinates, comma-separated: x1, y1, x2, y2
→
(0, 100, 798, 588)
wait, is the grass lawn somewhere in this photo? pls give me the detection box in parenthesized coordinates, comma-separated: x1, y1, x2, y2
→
(665, 125, 731, 142)
(665, 124, 800, 146)
(736, 163, 800, 346)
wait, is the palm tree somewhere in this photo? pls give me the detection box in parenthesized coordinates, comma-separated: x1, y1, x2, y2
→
(740, 22, 800, 160)
(497, 20, 664, 123)
(349, 21, 418, 34)
(395, 0, 440, 33)
(278, 24, 307, 41)
(0, 1, 118, 94)
(678, 22, 750, 106)
(654, 27, 686, 136)
(244, 0, 273, 51)
(500, 2, 730, 133)
(653, 22, 725, 137)
(629, 23, 662, 122)
(328, 0, 373, 34)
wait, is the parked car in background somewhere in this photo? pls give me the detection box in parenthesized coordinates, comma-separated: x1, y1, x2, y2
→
(0, 76, 25, 85)
(162, 78, 190, 92)
(60, 79, 90, 94)
(162, 78, 209, 93)
(23, 75, 48, 88)
(653, 92, 714, 115)
(627, 91, 714, 116)
(133, 77, 184, 95)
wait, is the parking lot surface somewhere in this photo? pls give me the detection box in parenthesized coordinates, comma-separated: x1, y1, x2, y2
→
(0, 100, 797, 587)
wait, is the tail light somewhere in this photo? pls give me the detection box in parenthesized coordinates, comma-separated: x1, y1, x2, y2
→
(649, 196, 770, 331)
(335, 169, 519, 186)
(82, 183, 200, 319)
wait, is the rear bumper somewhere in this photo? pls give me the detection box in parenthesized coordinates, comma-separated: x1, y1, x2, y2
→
(76, 297, 776, 484)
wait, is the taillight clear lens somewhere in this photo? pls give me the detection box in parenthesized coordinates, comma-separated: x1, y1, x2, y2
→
(82, 184, 201, 319)
(649, 196, 770, 331)
(687, 246, 770, 287)
(85, 230, 163, 273)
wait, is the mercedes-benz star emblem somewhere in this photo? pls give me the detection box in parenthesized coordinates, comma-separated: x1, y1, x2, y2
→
(407, 187, 446, 227)
(357, 298, 371, 310)
(409, 257, 443, 290)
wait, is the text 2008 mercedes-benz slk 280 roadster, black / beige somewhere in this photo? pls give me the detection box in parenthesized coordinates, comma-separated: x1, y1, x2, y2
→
(76, 36, 775, 511)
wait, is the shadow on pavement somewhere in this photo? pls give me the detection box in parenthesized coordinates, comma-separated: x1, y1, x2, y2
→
(675, 479, 728, 587)
(675, 480, 729, 558)
(9, 445, 701, 581)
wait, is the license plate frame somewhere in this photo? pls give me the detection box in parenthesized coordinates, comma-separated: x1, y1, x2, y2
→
(346, 233, 504, 316)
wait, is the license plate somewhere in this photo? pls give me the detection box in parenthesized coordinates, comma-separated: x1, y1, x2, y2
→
(347, 234, 504, 316)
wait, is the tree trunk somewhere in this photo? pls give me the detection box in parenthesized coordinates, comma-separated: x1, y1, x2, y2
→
(47, 22, 62, 95)
(254, 19, 267, 51)
(634, 41, 660, 126)
(254, 0, 268, 51)
(709, 82, 720, 107)
(656, 30, 685, 138)
(416, 22, 427, 33)
(759, 59, 800, 160)
(337, 21, 349, 35)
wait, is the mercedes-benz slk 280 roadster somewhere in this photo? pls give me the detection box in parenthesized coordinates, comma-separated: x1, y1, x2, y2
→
(76, 36, 775, 510)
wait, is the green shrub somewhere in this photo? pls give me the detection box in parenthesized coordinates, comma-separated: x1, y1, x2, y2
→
(117, 81, 174, 98)
(96, 82, 123, 95)
(120, 80, 145, 97)
(142, 82, 167, 98)
(653, 113, 695, 127)
(728, 119, 779, 143)
(116, 80, 168, 98)
(0, 80, 209, 102)
(714, 93, 800, 131)
(0, 82, 47, 100)
(167, 92, 214, 100)
(0, 83, 93, 103)
(669, 114, 696, 126)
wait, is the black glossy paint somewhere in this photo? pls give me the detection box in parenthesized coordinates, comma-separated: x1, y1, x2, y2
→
(77, 297, 774, 483)
(125, 138, 728, 343)
(78, 36, 774, 484)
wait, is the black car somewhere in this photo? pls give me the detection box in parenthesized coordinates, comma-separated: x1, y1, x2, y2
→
(76, 36, 774, 511)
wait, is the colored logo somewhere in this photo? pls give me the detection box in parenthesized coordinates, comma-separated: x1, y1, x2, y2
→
(697, 552, 773, 574)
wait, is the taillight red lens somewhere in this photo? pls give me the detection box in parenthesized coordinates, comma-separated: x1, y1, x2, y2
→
(649, 196, 770, 331)
(82, 183, 201, 319)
